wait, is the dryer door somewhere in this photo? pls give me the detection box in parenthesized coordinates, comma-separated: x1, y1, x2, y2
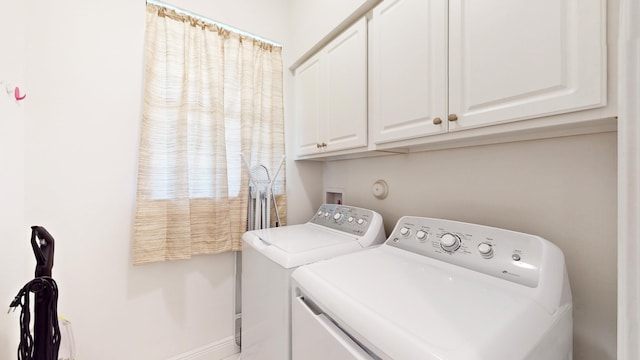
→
(292, 295, 377, 360)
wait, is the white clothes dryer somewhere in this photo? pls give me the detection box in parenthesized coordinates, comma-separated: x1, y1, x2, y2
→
(292, 216, 573, 360)
(241, 204, 386, 360)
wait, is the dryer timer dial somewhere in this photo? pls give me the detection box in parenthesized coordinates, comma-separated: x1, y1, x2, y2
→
(440, 233, 461, 252)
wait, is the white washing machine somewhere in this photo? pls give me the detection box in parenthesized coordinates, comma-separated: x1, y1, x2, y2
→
(241, 204, 386, 360)
(292, 216, 573, 360)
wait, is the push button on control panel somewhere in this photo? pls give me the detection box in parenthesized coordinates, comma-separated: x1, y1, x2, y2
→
(478, 243, 494, 259)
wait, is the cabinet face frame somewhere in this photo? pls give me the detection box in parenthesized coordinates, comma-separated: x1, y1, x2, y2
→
(448, 0, 607, 131)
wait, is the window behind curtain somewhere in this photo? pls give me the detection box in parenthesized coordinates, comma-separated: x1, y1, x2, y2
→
(133, 3, 286, 264)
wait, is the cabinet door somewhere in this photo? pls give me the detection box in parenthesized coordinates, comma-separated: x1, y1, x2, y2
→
(295, 55, 323, 156)
(324, 18, 368, 152)
(448, 0, 606, 131)
(371, 0, 448, 144)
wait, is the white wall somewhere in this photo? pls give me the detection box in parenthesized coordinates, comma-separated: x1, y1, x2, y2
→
(324, 132, 618, 360)
(18, 0, 298, 359)
(0, 2, 28, 359)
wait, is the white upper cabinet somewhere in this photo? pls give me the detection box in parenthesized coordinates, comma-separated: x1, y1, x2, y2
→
(448, 0, 606, 131)
(295, 18, 368, 157)
(371, 0, 606, 143)
(371, 0, 448, 144)
(294, 0, 607, 158)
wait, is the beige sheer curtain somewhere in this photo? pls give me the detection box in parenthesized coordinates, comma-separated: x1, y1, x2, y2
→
(133, 4, 286, 265)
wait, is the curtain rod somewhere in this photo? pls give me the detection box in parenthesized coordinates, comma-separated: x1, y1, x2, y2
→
(146, 0, 282, 47)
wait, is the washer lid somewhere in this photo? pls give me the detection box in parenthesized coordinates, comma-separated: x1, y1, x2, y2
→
(242, 224, 363, 268)
(292, 245, 563, 360)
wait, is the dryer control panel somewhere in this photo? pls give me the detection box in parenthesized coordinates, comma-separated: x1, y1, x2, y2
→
(386, 216, 553, 288)
(309, 204, 378, 237)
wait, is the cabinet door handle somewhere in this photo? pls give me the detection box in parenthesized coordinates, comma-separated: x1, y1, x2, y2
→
(448, 114, 458, 122)
(433, 117, 442, 125)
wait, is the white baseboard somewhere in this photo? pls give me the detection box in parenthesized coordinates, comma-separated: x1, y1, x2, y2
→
(167, 336, 239, 360)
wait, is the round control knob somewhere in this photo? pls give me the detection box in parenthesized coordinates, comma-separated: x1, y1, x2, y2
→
(333, 212, 343, 222)
(324, 212, 330, 218)
(356, 218, 366, 226)
(347, 216, 355, 223)
(416, 230, 428, 242)
(399, 227, 411, 237)
(478, 243, 494, 259)
(440, 233, 461, 252)
(317, 210, 323, 216)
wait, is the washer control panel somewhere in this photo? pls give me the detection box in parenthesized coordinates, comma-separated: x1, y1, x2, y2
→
(310, 204, 375, 236)
(386, 216, 544, 287)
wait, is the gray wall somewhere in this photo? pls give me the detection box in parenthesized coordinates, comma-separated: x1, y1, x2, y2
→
(323, 132, 617, 359)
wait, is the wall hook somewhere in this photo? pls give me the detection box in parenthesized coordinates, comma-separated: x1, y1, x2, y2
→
(14, 86, 26, 101)
(0, 82, 26, 102)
